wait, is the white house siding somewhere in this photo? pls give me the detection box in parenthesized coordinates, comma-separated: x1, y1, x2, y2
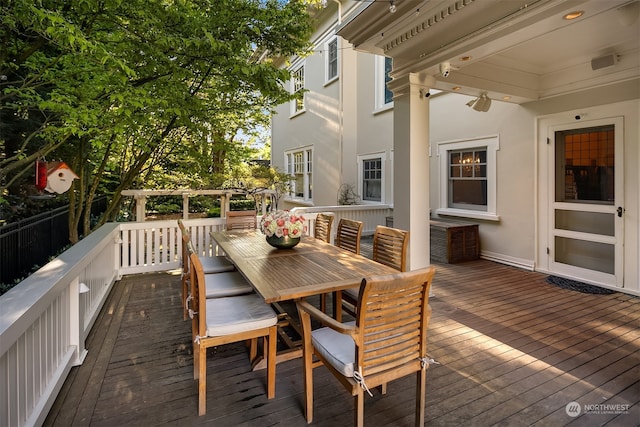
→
(428, 86, 640, 293)
(271, 47, 341, 208)
(429, 93, 535, 269)
(270, 2, 640, 294)
(271, 3, 394, 209)
(352, 53, 394, 205)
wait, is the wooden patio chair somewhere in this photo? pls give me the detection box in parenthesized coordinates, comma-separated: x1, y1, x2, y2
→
(178, 220, 236, 276)
(339, 225, 410, 320)
(331, 219, 364, 318)
(189, 252, 278, 416)
(177, 222, 236, 320)
(296, 267, 436, 427)
(225, 210, 257, 230)
(371, 225, 410, 272)
(314, 213, 334, 243)
(335, 218, 363, 254)
(314, 213, 335, 312)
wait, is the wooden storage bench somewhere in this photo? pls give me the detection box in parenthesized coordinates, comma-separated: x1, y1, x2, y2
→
(430, 219, 480, 263)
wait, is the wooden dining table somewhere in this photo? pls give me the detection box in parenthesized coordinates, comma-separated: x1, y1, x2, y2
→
(210, 230, 398, 304)
(209, 230, 399, 365)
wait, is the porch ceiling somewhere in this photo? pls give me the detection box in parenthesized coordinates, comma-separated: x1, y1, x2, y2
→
(338, 0, 640, 103)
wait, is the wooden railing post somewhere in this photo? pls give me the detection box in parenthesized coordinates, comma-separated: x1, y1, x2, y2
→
(69, 277, 88, 366)
(134, 194, 146, 222)
(182, 193, 190, 220)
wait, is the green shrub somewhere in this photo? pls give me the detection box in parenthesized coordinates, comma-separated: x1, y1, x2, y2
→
(207, 207, 221, 217)
(155, 203, 181, 214)
(230, 199, 256, 211)
(189, 196, 216, 213)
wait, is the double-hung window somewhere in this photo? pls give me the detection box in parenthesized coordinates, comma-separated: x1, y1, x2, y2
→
(291, 65, 305, 115)
(285, 147, 312, 201)
(436, 136, 499, 220)
(326, 38, 338, 83)
(358, 153, 385, 203)
(448, 149, 487, 209)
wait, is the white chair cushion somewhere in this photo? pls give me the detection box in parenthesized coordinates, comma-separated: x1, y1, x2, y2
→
(205, 294, 278, 336)
(204, 271, 253, 298)
(201, 256, 235, 274)
(312, 321, 356, 377)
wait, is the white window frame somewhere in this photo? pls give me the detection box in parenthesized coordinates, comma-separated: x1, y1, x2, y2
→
(374, 55, 393, 113)
(358, 152, 386, 204)
(325, 37, 339, 85)
(290, 63, 305, 116)
(436, 136, 500, 221)
(285, 147, 313, 202)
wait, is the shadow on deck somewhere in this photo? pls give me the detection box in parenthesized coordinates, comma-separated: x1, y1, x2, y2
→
(44, 255, 639, 426)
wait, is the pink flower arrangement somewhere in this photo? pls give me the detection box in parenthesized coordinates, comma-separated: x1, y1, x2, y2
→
(260, 210, 307, 238)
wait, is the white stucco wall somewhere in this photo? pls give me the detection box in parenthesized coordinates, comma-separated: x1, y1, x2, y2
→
(271, 40, 342, 208)
(428, 81, 639, 291)
(271, 3, 638, 293)
(429, 92, 536, 267)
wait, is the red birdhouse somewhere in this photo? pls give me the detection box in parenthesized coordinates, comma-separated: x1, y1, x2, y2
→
(43, 161, 79, 194)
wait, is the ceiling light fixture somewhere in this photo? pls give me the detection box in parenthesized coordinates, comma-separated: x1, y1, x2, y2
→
(389, 0, 397, 13)
(563, 11, 584, 20)
(466, 92, 491, 112)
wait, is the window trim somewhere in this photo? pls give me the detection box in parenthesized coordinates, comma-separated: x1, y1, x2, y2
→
(358, 152, 386, 204)
(436, 136, 500, 221)
(374, 55, 393, 113)
(284, 146, 313, 202)
(325, 37, 339, 85)
(290, 63, 305, 117)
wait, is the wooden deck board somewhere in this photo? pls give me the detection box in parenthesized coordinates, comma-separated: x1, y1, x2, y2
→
(44, 258, 640, 426)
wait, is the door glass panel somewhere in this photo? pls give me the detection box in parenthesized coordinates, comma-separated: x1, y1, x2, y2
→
(555, 236, 614, 274)
(555, 210, 614, 236)
(555, 125, 614, 204)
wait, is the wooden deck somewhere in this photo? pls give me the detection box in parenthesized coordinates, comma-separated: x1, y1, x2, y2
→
(44, 256, 639, 426)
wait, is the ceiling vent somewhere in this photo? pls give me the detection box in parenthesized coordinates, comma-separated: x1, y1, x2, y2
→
(591, 54, 618, 71)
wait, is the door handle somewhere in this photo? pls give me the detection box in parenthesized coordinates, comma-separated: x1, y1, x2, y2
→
(617, 206, 624, 217)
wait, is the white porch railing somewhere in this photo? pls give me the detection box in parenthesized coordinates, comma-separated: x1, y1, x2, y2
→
(0, 205, 391, 427)
(117, 218, 226, 275)
(0, 223, 120, 427)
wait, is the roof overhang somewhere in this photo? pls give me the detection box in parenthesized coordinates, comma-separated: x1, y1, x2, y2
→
(338, 0, 640, 103)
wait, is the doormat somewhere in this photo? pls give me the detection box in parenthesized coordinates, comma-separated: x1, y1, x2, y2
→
(546, 276, 616, 295)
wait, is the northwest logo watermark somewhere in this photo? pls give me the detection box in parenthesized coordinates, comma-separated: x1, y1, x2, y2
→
(565, 401, 630, 417)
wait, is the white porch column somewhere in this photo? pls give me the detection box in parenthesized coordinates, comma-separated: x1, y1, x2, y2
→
(389, 73, 434, 270)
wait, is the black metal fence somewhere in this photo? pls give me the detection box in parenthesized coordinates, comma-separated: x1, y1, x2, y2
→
(0, 197, 107, 287)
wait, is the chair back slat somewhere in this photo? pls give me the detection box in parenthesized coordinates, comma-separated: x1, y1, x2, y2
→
(177, 218, 187, 235)
(356, 267, 435, 378)
(314, 213, 334, 243)
(372, 225, 409, 272)
(189, 252, 207, 338)
(335, 219, 363, 254)
(180, 233, 191, 274)
(226, 210, 257, 230)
